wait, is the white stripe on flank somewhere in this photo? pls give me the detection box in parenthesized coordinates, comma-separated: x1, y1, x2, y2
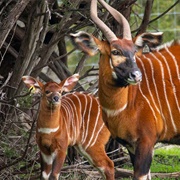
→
(149, 51, 177, 133)
(82, 95, 93, 144)
(158, 48, 180, 113)
(81, 94, 88, 144)
(38, 126, 59, 134)
(138, 83, 157, 121)
(164, 46, 180, 80)
(89, 123, 104, 148)
(142, 53, 167, 135)
(72, 93, 83, 127)
(102, 103, 127, 117)
(63, 98, 76, 145)
(62, 99, 75, 145)
(61, 103, 71, 143)
(65, 96, 79, 145)
(142, 54, 161, 113)
(136, 56, 157, 121)
(85, 98, 101, 149)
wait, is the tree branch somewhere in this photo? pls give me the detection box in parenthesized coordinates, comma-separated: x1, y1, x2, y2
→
(0, 0, 30, 49)
(149, 0, 180, 24)
(136, 0, 154, 36)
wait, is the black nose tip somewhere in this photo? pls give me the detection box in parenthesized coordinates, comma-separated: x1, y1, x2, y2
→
(53, 96, 60, 102)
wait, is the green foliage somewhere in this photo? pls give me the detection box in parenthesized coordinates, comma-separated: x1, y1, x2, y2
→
(17, 89, 33, 108)
(131, 0, 180, 42)
(151, 146, 180, 173)
(1, 128, 28, 158)
(152, 178, 177, 180)
(120, 146, 180, 179)
(2, 142, 17, 158)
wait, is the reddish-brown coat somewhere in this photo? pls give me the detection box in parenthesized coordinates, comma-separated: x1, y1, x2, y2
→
(70, 30, 180, 180)
(22, 75, 114, 180)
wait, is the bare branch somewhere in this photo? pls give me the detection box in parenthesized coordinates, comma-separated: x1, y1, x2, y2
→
(149, 0, 180, 24)
(0, 0, 30, 49)
(136, 0, 154, 36)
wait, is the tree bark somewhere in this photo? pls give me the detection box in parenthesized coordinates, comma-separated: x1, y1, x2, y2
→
(136, 0, 154, 35)
(0, 0, 30, 49)
(8, 0, 47, 98)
